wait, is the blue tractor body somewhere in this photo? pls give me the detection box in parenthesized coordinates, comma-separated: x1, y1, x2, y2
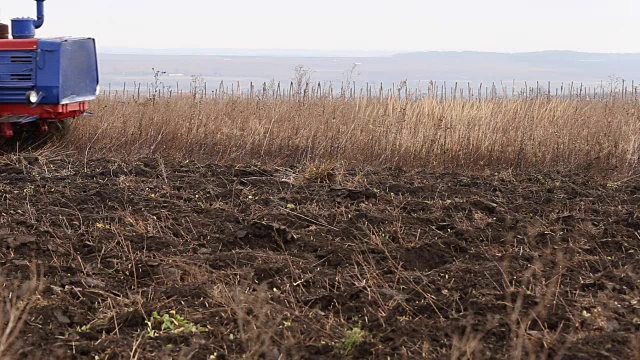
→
(0, 37, 99, 105)
(0, 0, 99, 139)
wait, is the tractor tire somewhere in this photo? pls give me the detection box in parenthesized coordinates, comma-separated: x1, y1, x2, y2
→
(0, 119, 72, 154)
(47, 120, 72, 140)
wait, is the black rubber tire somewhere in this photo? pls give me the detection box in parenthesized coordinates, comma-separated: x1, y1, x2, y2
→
(46, 120, 72, 141)
(0, 119, 72, 154)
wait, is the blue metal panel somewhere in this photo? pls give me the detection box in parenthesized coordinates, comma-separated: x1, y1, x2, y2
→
(0, 51, 36, 103)
(59, 38, 99, 103)
(0, 37, 98, 105)
(36, 37, 99, 104)
(34, 40, 61, 104)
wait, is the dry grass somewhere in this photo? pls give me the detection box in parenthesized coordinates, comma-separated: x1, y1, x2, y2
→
(51, 94, 640, 175)
(0, 264, 41, 360)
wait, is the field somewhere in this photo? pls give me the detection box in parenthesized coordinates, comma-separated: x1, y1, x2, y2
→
(0, 90, 639, 359)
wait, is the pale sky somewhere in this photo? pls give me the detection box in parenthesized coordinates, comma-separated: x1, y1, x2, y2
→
(1, 0, 639, 53)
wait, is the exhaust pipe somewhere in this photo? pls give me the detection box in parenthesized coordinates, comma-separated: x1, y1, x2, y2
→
(33, 0, 45, 29)
(11, 0, 45, 39)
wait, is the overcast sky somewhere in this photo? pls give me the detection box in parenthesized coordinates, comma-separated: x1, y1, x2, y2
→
(1, 0, 638, 53)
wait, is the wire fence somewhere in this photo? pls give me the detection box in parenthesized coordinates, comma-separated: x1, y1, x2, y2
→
(100, 77, 639, 102)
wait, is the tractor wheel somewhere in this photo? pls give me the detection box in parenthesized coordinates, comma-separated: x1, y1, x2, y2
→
(29, 120, 73, 148)
(47, 120, 72, 140)
(0, 120, 72, 153)
(0, 123, 35, 153)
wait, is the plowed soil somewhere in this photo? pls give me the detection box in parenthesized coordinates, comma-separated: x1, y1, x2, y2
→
(0, 155, 638, 359)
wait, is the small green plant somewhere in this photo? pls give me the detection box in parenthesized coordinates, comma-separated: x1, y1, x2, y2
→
(145, 310, 207, 337)
(535, 175, 557, 187)
(23, 184, 34, 195)
(336, 324, 366, 355)
(280, 320, 293, 328)
(606, 182, 620, 189)
(76, 324, 91, 333)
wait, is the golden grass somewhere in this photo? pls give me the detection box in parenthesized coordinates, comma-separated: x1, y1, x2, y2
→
(58, 94, 640, 175)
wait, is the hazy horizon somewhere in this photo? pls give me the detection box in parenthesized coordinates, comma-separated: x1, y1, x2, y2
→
(5, 0, 635, 90)
(96, 50, 640, 96)
(96, 47, 640, 57)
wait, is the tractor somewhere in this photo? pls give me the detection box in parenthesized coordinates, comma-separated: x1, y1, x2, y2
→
(0, 0, 99, 143)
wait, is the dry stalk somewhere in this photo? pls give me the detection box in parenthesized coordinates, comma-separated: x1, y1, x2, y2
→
(0, 263, 42, 360)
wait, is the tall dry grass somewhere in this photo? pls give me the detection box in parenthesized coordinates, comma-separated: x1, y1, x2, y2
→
(57, 94, 640, 175)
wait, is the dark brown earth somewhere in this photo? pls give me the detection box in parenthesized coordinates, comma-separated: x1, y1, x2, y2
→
(0, 155, 638, 359)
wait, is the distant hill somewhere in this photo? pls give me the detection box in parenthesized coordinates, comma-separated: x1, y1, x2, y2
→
(96, 49, 640, 92)
(98, 47, 396, 57)
(385, 51, 640, 82)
